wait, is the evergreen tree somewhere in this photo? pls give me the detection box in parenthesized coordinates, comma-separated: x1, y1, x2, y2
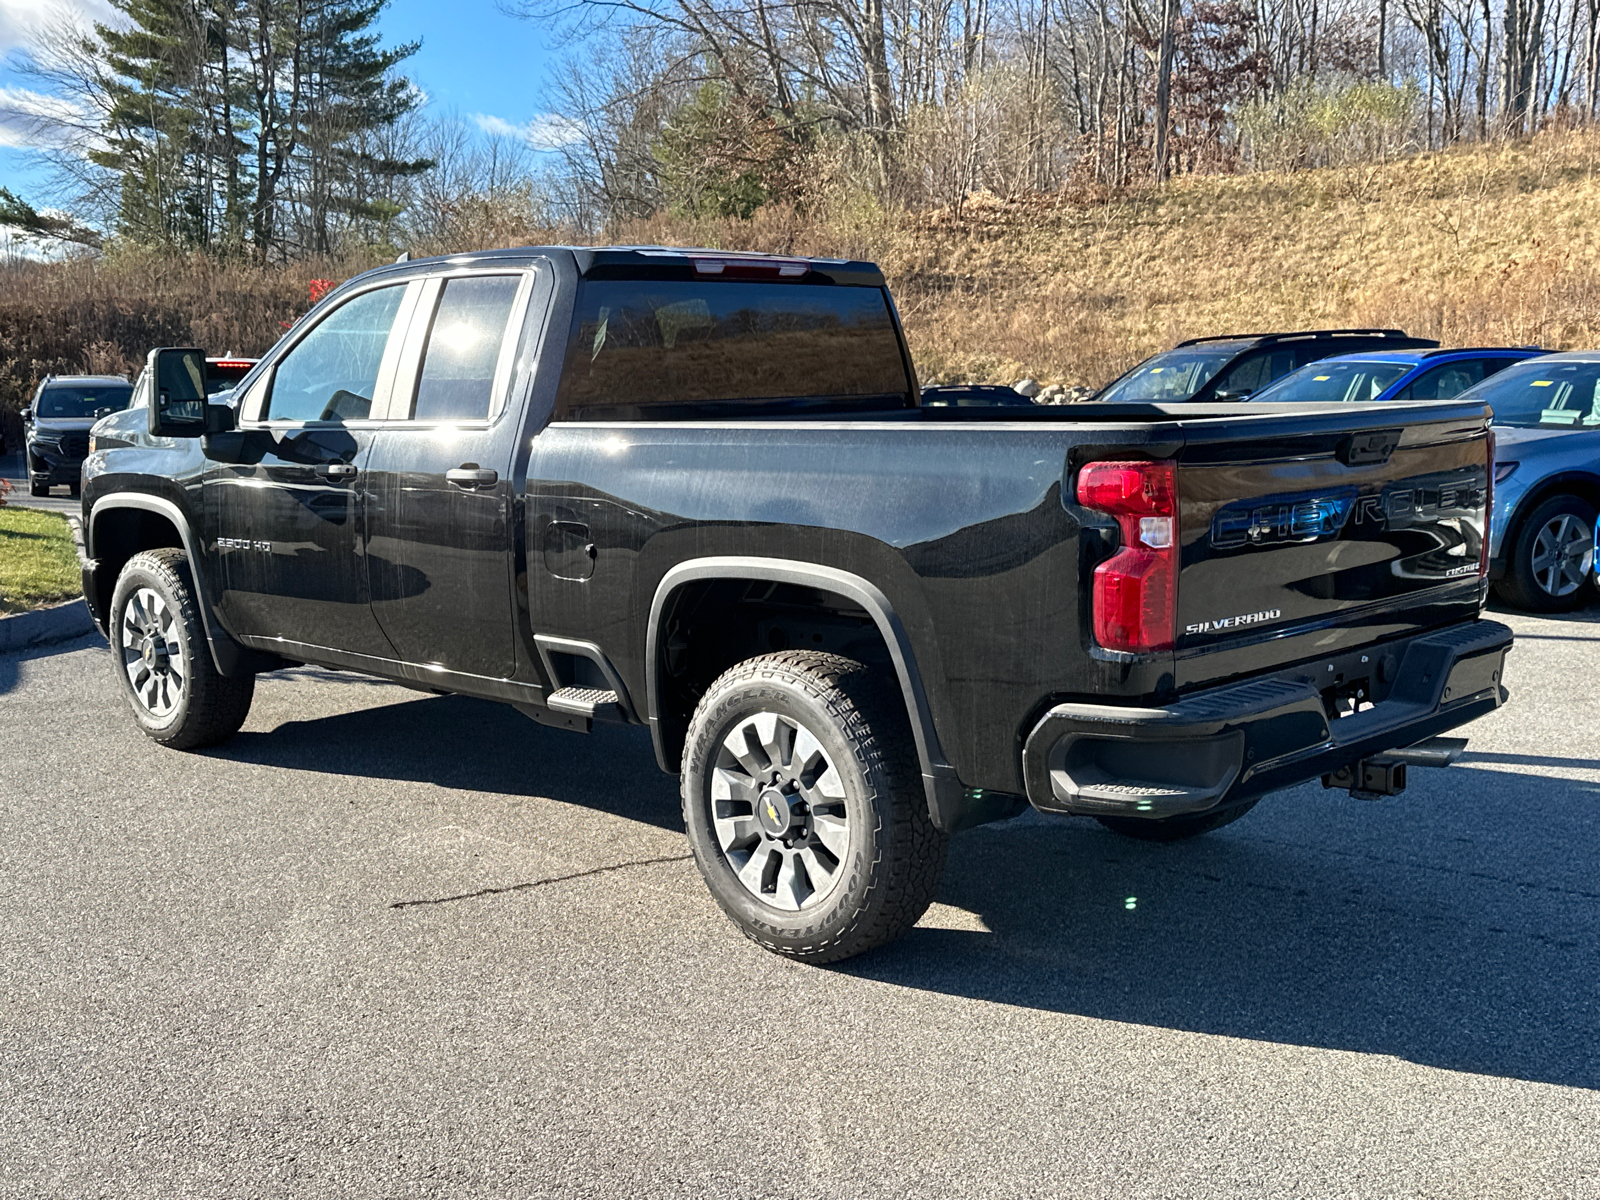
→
(294, 0, 430, 253)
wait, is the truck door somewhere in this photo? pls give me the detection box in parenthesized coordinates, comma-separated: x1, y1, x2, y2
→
(363, 268, 544, 679)
(212, 280, 421, 656)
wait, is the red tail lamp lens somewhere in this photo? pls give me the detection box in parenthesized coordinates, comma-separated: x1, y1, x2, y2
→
(1077, 460, 1179, 653)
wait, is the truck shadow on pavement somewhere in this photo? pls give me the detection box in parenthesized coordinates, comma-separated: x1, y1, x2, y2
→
(848, 765, 1599, 1091)
(216, 688, 1598, 1091)
(217, 692, 686, 833)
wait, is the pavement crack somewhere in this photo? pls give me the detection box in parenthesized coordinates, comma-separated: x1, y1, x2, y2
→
(389, 852, 694, 909)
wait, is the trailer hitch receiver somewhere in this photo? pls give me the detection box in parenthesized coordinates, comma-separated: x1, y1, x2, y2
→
(1322, 736, 1467, 801)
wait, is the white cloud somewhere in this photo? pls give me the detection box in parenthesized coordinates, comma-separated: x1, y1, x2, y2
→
(471, 111, 583, 152)
(0, 84, 84, 149)
(0, 0, 117, 54)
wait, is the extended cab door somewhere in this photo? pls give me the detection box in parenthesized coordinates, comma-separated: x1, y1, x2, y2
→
(211, 280, 422, 656)
(363, 266, 547, 678)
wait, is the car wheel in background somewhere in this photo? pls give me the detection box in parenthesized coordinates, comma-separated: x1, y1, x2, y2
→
(680, 651, 948, 963)
(110, 549, 255, 749)
(1495, 495, 1598, 612)
(30, 482, 49, 497)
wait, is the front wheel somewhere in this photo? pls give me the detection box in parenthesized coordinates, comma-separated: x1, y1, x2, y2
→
(1495, 495, 1597, 612)
(110, 549, 255, 749)
(681, 651, 948, 963)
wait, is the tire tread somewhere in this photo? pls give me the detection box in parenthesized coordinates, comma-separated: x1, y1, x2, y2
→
(114, 549, 254, 749)
(681, 650, 947, 964)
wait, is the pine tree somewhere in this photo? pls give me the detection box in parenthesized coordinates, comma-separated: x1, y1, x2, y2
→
(89, 0, 210, 246)
(294, 0, 430, 253)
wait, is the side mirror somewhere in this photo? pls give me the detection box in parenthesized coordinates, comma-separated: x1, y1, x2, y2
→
(147, 346, 208, 437)
(21, 408, 33, 426)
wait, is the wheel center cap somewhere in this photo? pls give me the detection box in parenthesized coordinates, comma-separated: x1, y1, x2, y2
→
(755, 788, 795, 837)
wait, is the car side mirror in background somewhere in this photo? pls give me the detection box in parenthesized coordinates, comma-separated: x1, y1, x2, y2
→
(147, 346, 208, 437)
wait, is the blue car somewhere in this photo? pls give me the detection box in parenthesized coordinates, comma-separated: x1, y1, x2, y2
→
(1446, 352, 1600, 611)
(1244, 346, 1545, 406)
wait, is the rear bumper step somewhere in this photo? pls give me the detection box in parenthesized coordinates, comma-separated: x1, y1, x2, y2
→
(1022, 620, 1512, 820)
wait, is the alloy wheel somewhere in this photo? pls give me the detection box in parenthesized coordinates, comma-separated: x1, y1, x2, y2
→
(120, 586, 186, 717)
(1530, 513, 1593, 598)
(710, 711, 852, 911)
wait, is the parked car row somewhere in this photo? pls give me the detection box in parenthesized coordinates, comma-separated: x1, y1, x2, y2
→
(1095, 330, 1600, 613)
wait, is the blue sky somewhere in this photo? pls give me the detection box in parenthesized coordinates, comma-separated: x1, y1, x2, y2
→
(0, 0, 563, 208)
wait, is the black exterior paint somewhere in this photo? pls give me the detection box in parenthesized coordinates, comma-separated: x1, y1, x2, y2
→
(81, 246, 1505, 829)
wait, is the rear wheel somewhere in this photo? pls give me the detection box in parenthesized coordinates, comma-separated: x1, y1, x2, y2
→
(30, 481, 48, 497)
(1095, 799, 1259, 842)
(1495, 495, 1597, 612)
(110, 549, 254, 749)
(681, 651, 948, 963)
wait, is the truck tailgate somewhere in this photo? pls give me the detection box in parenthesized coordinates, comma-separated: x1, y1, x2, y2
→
(1173, 402, 1491, 689)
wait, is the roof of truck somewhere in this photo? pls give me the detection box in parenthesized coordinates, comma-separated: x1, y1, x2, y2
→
(381, 245, 887, 287)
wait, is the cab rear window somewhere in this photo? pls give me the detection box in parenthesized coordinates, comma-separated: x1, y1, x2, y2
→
(555, 280, 912, 419)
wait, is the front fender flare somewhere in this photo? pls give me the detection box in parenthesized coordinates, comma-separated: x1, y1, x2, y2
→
(87, 493, 256, 677)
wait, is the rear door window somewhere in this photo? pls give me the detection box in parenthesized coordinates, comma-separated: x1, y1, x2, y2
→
(410, 275, 523, 421)
(556, 281, 911, 419)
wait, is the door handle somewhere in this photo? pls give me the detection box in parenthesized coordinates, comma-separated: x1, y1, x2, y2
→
(315, 462, 358, 481)
(446, 466, 498, 489)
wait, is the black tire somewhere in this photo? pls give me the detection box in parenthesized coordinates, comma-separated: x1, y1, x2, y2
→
(68, 481, 81, 499)
(110, 548, 255, 749)
(30, 481, 49, 497)
(1095, 799, 1259, 842)
(681, 651, 949, 964)
(1494, 494, 1597, 612)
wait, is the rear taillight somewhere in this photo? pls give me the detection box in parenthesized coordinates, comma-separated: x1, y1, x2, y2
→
(1077, 460, 1179, 653)
(1482, 430, 1495, 578)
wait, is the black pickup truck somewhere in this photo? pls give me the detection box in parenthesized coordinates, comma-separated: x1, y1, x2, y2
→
(81, 246, 1512, 962)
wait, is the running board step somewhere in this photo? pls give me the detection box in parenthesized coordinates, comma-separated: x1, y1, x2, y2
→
(548, 686, 621, 720)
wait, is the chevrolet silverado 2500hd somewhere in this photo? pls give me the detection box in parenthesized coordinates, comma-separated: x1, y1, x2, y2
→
(80, 246, 1512, 962)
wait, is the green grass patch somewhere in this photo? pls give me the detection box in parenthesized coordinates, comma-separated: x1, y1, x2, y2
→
(0, 507, 82, 614)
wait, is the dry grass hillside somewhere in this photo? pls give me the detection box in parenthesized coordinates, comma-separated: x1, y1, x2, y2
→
(891, 127, 1600, 387)
(4, 126, 1600, 431)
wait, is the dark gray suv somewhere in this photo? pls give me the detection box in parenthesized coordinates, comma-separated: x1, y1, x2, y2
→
(25, 375, 134, 497)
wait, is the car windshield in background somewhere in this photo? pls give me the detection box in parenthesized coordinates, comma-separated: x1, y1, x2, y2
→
(37, 385, 134, 418)
(1464, 359, 1600, 428)
(557, 281, 910, 416)
(1248, 360, 1412, 403)
(1095, 348, 1238, 402)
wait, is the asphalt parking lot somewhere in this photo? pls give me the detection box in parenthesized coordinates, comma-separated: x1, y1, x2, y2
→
(2, 607, 1597, 1198)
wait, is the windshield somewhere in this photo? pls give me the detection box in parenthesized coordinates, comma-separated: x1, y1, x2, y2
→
(1096, 347, 1238, 403)
(1248, 360, 1412, 403)
(1462, 359, 1600, 428)
(36, 384, 133, 418)
(557, 280, 911, 418)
